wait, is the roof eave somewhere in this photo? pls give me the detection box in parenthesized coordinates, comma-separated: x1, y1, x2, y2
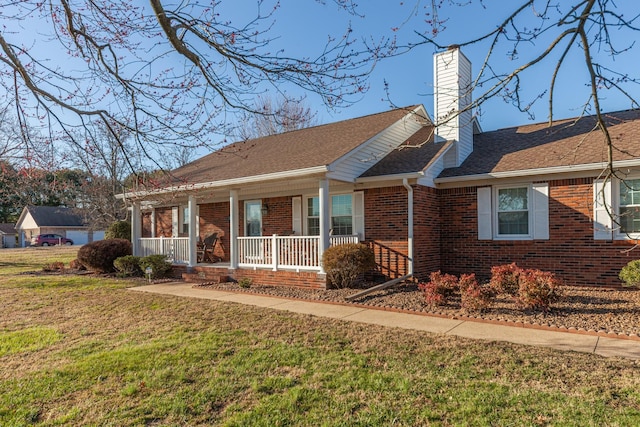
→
(356, 171, 423, 183)
(116, 165, 330, 200)
(434, 159, 640, 184)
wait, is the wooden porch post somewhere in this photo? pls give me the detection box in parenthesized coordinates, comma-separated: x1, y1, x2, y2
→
(229, 189, 239, 269)
(318, 179, 330, 273)
(131, 202, 141, 257)
(187, 195, 197, 267)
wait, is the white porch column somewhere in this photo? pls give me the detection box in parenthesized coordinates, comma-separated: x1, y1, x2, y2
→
(229, 189, 239, 269)
(150, 209, 156, 238)
(187, 195, 197, 267)
(131, 202, 141, 256)
(318, 178, 330, 273)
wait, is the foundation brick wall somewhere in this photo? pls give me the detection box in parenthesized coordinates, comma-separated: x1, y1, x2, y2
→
(439, 178, 634, 287)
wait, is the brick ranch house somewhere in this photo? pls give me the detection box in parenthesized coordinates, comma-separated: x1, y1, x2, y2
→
(119, 47, 640, 288)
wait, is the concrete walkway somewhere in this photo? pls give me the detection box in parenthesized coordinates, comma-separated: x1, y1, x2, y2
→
(129, 282, 640, 360)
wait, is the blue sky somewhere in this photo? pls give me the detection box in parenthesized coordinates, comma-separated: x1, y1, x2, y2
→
(220, 0, 640, 132)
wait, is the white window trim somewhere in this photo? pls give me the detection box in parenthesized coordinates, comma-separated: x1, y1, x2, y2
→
(478, 183, 549, 241)
(613, 177, 640, 240)
(493, 184, 532, 240)
(303, 192, 364, 238)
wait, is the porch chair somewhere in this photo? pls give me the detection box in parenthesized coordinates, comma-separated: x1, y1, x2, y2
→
(198, 233, 220, 263)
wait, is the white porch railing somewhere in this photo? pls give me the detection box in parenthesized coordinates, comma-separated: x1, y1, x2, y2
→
(136, 234, 360, 270)
(138, 237, 190, 264)
(238, 235, 360, 271)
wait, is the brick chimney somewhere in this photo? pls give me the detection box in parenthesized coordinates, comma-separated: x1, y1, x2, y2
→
(433, 46, 473, 167)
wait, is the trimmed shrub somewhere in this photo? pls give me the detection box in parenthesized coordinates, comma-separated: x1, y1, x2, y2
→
(77, 238, 132, 273)
(418, 271, 458, 306)
(619, 260, 640, 287)
(139, 254, 172, 279)
(458, 273, 493, 312)
(105, 221, 131, 241)
(238, 277, 252, 288)
(489, 263, 522, 297)
(114, 255, 143, 277)
(322, 243, 376, 288)
(516, 269, 563, 311)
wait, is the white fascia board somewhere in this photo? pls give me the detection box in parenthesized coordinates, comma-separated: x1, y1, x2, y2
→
(355, 172, 423, 184)
(434, 159, 640, 185)
(116, 165, 329, 199)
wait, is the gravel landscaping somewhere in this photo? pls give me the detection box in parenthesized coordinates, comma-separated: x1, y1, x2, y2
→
(197, 281, 640, 338)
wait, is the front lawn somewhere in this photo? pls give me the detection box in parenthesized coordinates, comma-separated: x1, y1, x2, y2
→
(1, 247, 639, 426)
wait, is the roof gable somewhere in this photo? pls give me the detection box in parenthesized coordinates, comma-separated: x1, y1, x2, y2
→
(439, 109, 640, 179)
(0, 223, 16, 234)
(18, 206, 85, 228)
(168, 106, 421, 186)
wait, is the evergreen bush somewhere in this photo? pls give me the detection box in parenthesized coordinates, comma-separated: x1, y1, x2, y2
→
(322, 243, 375, 288)
(77, 238, 132, 273)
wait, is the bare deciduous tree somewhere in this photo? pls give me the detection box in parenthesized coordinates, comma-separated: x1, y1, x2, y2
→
(236, 95, 318, 140)
(0, 0, 379, 184)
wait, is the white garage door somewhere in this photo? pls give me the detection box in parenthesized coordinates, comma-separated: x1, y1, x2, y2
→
(66, 230, 89, 245)
(92, 231, 105, 241)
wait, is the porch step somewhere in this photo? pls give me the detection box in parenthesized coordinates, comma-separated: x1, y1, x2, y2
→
(182, 272, 229, 284)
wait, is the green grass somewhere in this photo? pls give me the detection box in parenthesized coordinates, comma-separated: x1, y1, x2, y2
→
(1, 247, 640, 426)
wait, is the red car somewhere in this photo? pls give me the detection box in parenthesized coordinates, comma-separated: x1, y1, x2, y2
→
(31, 234, 74, 246)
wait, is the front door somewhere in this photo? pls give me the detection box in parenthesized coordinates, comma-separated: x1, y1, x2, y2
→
(245, 201, 263, 237)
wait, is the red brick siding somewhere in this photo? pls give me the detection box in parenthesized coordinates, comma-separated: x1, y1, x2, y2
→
(261, 196, 295, 236)
(413, 185, 442, 281)
(141, 212, 152, 237)
(154, 208, 173, 237)
(364, 186, 411, 278)
(198, 202, 230, 261)
(439, 178, 634, 287)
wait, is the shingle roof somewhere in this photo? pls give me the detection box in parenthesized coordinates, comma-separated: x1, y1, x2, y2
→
(360, 125, 444, 177)
(0, 223, 16, 234)
(439, 109, 640, 178)
(26, 206, 85, 227)
(169, 106, 420, 185)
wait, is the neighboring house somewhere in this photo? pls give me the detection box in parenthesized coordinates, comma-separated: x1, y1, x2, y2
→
(0, 223, 17, 248)
(119, 47, 640, 288)
(15, 206, 105, 247)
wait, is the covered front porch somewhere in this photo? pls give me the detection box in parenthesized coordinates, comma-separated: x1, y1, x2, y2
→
(134, 233, 360, 272)
(129, 177, 374, 279)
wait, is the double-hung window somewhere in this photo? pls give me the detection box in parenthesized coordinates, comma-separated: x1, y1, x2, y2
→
(619, 178, 640, 234)
(496, 187, 530, 236)
(306, 194, 353, 236)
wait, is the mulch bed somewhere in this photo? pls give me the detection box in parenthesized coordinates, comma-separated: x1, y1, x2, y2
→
(196, 281, 640, 338)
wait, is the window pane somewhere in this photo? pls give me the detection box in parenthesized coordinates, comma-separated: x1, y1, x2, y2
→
(620, 207, 640, 233)
(245, 202, 262, 236)
(307, 218, 320, 236)
(181, 207, 189, 234)
(620, 179, 640, 207)
(498, 188, 528, 211)
(498, 211, 528, 235)
(331, 194, 352, 216)
(331, 216, 352, 235)
(307, 197, 319, 216)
